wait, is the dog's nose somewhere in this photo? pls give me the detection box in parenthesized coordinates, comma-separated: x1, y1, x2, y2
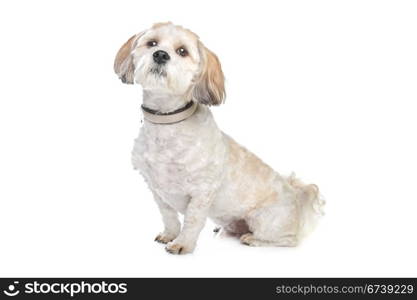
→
(153, 50, 170, 64)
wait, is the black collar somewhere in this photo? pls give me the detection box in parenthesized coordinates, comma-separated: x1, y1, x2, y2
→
(140, 101, 198, 124)
(141, 101, 194, 116)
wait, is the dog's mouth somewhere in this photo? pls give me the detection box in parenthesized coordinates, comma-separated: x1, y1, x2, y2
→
(149, 65, 167, 77)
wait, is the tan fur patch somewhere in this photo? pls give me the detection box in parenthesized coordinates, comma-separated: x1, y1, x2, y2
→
(227, 137, 278, 210)
(192, 42, 225, 105)
(114, 33, 142, 84)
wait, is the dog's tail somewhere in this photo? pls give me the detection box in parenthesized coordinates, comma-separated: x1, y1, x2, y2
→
(287, 173, 325, 240)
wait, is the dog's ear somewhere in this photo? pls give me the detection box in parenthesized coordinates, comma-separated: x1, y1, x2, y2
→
(114, 32, 143, 84)
(192, 42, 225, 105)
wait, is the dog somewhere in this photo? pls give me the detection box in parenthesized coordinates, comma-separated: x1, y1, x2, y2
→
(114, 22, 324, 254)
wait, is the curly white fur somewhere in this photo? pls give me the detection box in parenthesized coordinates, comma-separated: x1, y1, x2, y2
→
(115, 22, 325, 254)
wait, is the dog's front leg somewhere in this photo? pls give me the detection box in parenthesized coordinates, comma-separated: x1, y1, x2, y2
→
(153, 192, 181, 244)
(165, 194, 212, 255)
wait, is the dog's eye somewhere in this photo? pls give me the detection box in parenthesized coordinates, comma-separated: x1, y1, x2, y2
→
(147, 40, 158, 47)
(176, 47, 188, 57)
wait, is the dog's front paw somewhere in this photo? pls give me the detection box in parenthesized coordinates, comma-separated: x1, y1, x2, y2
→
(154, 232, 177, 244)
(165, 241, 195, 255)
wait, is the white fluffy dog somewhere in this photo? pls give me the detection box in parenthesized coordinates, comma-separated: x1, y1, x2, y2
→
(114, 22, 324, 254)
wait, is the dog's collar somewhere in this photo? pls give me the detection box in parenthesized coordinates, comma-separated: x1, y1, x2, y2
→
(141, 101, 198, 124)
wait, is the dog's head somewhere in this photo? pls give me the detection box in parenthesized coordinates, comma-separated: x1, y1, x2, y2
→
(114, 22, 225, 105)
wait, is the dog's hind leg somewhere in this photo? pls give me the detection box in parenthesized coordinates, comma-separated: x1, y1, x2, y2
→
(242, 193, 300, 247)
(240, 233, 298, 247)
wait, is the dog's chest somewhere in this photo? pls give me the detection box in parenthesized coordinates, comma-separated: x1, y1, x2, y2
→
(132, 120, 225, 199)
(133, 126, 190, 191)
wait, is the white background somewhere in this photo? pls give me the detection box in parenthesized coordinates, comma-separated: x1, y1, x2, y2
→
(0, 0, 416, 277)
